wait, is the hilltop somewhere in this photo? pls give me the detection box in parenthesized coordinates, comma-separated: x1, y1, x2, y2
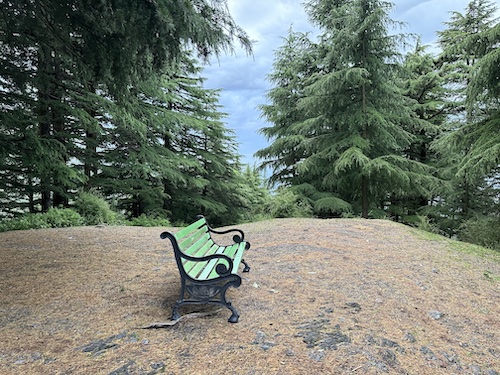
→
(0, 218, 498, 374)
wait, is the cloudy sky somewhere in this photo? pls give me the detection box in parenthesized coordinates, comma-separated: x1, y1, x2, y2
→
(202, 0, 491, 166)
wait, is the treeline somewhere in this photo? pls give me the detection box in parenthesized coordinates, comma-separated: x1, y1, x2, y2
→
(1, 1, 499, 250)
(256, 0, 500, 247)
(0, 0, 268, 226)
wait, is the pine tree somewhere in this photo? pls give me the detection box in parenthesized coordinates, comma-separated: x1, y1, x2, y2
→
(1, 0, 252, 217)
(393, 42, 446, 222)
(256, 29, 318, 187)
(459, 21, 500, 180)
(432, 0, 499, 232)
(259, 0, 435, 218)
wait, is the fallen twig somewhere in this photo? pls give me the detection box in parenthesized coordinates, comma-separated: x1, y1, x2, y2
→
(138, 309, 223, 329)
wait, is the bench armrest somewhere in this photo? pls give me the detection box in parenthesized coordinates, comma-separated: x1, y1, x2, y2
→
(180, 252, 234, 277)
(208, 226, 246, 243)
(197, 216, 250, 249)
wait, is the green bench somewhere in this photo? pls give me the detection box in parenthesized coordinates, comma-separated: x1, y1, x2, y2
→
(160, 215, 251, 323)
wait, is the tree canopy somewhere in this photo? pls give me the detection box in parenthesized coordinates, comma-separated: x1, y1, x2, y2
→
(257, 0, 499, 237)
(0, 0, 257, 224)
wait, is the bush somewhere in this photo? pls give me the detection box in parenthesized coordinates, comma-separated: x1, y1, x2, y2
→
(73, 192, 117, 225)
(458, 216, 500, 251)
(0, 208, 84, 232)
(264, 189, 312, 218)
(128, 214, 170, 227)
(0, 214, 47, 232)
(45, 208, 84, 228)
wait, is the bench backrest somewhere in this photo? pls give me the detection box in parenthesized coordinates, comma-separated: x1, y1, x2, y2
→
(172, 217, 222, 279)
(162, 216, 246, 280)
(173, 216, 214, 254)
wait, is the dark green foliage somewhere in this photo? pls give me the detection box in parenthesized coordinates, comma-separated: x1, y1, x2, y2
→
(263, 189, 312, 219)
(44, 208, 85, 228)
(429, 0, 500, 233)
(73, 192, 117, 225)
(1, 0, 255, 227)
(238, 166, 273, 222)
(128, 214, 171, 228)
(256, 0, 499, 237)
(258, 0, 438, 219)
(459, 216, 500, 251)
(0, 208, 83, 232)
(257, 30, 317, 187)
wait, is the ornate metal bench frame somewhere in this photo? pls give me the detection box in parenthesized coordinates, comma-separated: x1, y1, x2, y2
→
(160, 216, 250, 323)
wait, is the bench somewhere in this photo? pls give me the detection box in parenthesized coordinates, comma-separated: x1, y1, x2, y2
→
(160, 215, 251, 323)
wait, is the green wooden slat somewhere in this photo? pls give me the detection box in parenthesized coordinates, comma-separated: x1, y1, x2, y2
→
(178, 227, 206, 249)
(183, 240, 215, 274)
(231, 242, 247, 273)
(174, 217, 206, 240)
(186, 244, 220, 279)
(197, 246, 227, 280)
(207, 242, 246, 279)
(183, 232, 211, 256)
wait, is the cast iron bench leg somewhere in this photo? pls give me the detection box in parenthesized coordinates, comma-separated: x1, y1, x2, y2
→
(242, 259, 250, 272)
(171, 300, 182, 321)
(226, 301, 240, 323)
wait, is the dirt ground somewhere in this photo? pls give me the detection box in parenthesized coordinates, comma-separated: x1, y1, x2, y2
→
(0, 218, 498, 375)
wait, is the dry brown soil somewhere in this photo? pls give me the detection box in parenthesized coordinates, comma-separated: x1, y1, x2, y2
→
(0, 218, 498, 375)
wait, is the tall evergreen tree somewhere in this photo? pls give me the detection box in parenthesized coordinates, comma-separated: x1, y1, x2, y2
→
(256, 29, 318, 187)
(1, 0, 251, 216)
(394, 42, 446, 221)
(432, 0, 499, 231)
(258, 0, 435, 218)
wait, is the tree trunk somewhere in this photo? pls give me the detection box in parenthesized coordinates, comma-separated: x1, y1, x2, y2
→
(38, 46, 52, 212)
(361, 176, 369, 219)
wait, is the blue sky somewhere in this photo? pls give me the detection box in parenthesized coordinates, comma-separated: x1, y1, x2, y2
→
(202, 0, 494, 166)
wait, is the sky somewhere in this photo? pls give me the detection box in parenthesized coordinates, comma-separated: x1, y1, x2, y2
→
(202, 0, 495, 166)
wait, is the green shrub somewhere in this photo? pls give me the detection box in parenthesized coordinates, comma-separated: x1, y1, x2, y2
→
(45, 208, 84, 228)
(0, 214, 48, 232)
(128, 214, 170, 227)
(414, 215, 440, 234)
(458, 216, 500, 251)
(264, 189, 312, 218)
(0, 208, 83, 232)
(73, 192, 117, 225)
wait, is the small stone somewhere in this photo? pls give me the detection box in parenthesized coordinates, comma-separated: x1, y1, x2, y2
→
(309, 350, 325, 362)
(260, 341, 276, 351)
(403, 332, 417, 343)
(346, 302, 361, 313)
(420, 346, 436, 360)
(380, 349, 398, 367)
(31, 352, 42, 361)
(380, 338, 399, 348)
(150, 362, 165, 370)
(252, 331, 266, 344)
(470, 364, 482, 375)
(442, 351, 458, 364)
(428, 310, 444, 320)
